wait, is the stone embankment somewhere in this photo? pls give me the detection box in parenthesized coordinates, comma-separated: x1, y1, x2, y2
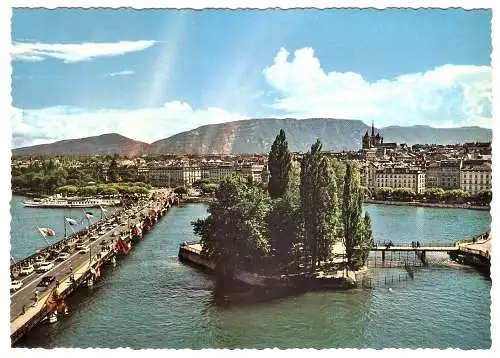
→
(178, 242, 356, 291)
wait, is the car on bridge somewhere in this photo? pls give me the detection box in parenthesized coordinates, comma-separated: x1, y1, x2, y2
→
(33, 256, 46, 268)
(11, 279, 23, 292)
(57, 252, 70, 261)
(78, 246, 90, 254)
(38, 275, 56, 287)
(19, 264, 34, 276)
(36, 262, 55, 273)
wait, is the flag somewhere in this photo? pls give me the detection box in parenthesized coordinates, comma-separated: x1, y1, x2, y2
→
(65, 217, 78, 226)
(44, 288, 61, 312)
(38, 227, 56, 237)
(115, 238, 130, 255)
(85, 212, 94, 218)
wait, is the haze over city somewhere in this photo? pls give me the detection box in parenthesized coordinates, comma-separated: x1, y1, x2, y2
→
(11, 8, 492, 148)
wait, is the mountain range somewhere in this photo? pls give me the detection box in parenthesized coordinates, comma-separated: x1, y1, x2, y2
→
(12, 118, 492, 156)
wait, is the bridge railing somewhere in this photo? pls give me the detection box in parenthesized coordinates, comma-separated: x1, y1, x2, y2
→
(374, 240, 456, 248)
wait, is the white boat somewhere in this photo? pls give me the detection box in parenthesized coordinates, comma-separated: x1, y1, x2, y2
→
(48, 313, 58, 323)
(23, 195, 121, 208)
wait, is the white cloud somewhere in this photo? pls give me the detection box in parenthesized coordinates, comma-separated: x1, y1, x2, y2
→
(11, 40, 157, 63)
(104, 70, 135, 77)
(263, 47, 492, 128)
(11, 102, 248, 148)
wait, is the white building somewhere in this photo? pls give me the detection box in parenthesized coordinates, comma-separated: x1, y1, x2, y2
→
(460, 160, 491, 195)
(375, 166, 426, 194)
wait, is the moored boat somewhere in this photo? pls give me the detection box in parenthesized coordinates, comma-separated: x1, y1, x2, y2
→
(23, 195, 121, 208)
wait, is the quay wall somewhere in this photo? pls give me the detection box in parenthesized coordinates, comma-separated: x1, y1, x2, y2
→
(178, 243, 355, 290)
(178, 246, 216, 271)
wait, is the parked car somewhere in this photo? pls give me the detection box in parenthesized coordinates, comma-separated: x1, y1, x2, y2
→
(79, 246, 90, 254)
(36, 262, 55, 273)
(19, 264, 34, 276)
(112, 231, 119, 237)
(33, 256, 46, 268)
(57, 252, 70, 261)
(38, 275, 56, 287)
(11, 279, 23, 292)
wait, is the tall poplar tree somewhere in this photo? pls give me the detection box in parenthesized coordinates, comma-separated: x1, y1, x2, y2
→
(300, 140, 338, 272)
(342, 162, 365, 268)
(268, 129, 292, 199)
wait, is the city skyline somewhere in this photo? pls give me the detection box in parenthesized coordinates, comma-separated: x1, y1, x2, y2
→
(11, 9, 492, 148)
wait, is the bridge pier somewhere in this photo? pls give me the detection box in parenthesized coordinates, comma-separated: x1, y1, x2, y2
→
(382, 251, 385, 263)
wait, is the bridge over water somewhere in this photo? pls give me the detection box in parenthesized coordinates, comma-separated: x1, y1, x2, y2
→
(370, 231, 491, 269)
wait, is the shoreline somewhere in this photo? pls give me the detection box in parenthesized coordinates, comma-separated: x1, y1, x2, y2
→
(178, 196, 490, 211)
(364, 199, 490, 211)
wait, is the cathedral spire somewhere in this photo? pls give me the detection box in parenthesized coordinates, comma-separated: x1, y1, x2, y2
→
(371, 120, 375, 137)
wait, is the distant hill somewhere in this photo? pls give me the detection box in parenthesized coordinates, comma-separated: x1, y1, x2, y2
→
(12, 119, 492, 156)
(12, 133, 150, 157)
(149, 119, 492, 154)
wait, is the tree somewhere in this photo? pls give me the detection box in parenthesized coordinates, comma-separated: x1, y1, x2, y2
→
(342, 162, 366, 268)
(200, 183, 218, 195)
(424, 188, 445, 203)
(174, 186, 188, 198)
(392, 188, 416, 201)
(266, 195, 301, 271)
(375, 187, 393, 201)
(192, 175, 272, 278)
(56, 185, 79, 196)
(442, 189, 470, 204)
(470, 190, 492, 206)
(355, 213, 374, 267)
(107, 158, 120, 182)
(268, 129, 292, 199)
(299, 140, 338, 272)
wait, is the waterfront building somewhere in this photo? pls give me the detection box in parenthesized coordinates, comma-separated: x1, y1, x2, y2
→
(147, 162, 265, 187)
(374, 166, 426, 194)
(459, 160, 492, 195)
(426, 160, 461, 190)
(361, 161, 380, 192)
(148, 165, 202, 187)
(237, 164, 265, 183)
(200, 163, 234, 182)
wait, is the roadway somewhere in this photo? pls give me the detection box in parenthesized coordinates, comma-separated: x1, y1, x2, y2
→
(10, 193, 170, 322)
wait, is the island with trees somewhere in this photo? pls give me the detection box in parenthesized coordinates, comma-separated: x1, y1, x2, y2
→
(189, 130, 373, 295)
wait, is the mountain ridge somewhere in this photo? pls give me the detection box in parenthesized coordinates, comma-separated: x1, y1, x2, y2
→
(12, 119, 492, 156)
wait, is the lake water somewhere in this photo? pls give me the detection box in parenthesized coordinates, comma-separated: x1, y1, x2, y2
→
(11, 197, 491, 349)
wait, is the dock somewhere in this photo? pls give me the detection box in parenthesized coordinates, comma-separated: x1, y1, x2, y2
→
(10, 189, 177, 344)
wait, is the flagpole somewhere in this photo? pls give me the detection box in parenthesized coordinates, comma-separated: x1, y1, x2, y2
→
(35, 226, 51, 246)
(81, 208, 92, 267)
(34, 220, 51, 246)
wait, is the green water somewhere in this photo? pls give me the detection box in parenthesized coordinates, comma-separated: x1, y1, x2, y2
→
(13, 200, 491, 349)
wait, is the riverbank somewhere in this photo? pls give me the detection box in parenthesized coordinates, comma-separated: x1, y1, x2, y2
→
(364, 199, 490, 211)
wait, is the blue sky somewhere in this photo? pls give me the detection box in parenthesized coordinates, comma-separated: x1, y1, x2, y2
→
(11, 8, 492, 147)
